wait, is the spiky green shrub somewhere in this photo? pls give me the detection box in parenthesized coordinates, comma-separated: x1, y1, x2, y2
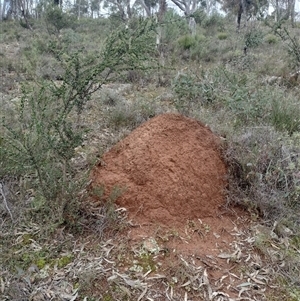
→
(1, 18, 157, 227)
(244, 28, 264, 48)
(172, 72, 204, 114)
(162, 10, 189, 48)
(44, 5, 77, 35)
(177, 35, 196, 50)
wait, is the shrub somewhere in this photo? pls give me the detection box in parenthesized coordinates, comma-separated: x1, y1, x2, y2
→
(203, 13, 225, 31)
(225, 127, 300, 225)
(244, 28, 264, 48)
(196, 34, 206, 43)
(218, 32, 228, 40)
(172, 72, 205, 114)
(190, 37, 221, 62)
(44, 5, 77, 35)
(264, 33, 278, 44)
(274, 27, 300, 68)
(107, 99, 161, 129)
(1, 18, 157, 228)
(177, 35, 196, 50)
(192, 9, 207, 26)
(158, 11, 190, 54)
(270, 98, 300, 135)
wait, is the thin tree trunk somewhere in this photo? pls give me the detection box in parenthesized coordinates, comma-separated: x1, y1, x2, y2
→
(275, 0, 279, 22)
(140, 0, 151, 17)
(241, 0, 247, 27)
(78, 0, 81, 19)
(290, 0, 296, 27)
(237, 0, 243, 30)
(189, 17, 196, 36)
(1, 0, 4, 19)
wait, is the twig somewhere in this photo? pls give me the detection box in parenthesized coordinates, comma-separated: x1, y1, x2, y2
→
(0, 183, 13, 221)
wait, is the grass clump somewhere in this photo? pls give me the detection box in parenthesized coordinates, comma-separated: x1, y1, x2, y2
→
(217, 32, 228, 40)
(172, 71, 204, 114)
(224, 127, 300, 223)
(177, 34, 196, 50)
(107, 98, 161, 129)
(271, 98, 300, 135)
(264, 33, 278, 44)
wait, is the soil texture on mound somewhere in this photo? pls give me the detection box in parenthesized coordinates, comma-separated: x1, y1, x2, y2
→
(91, 113, 227, 227)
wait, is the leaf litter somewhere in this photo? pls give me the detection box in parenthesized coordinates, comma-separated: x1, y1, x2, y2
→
(1, 216, 292, 301)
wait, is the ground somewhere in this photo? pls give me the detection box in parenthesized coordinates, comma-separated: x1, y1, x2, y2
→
(1, 83, 297, 301)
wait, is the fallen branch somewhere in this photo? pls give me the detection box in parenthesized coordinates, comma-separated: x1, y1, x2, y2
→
(0, 183, 13, 221)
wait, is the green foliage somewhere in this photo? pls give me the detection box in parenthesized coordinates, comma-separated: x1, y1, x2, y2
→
(136, 252, 156, 273)
(217, 32, 228, 40)
(75, 17, 110, 36)
(274, 26, 300, 68)
(192, 9, 207, 26)
(44, 5, 77, 35)
(177, 33, 213, 62)
(203, 12, 225, 31)
(221, 70, 271, 121)
(185, 67, 290, 126)
(1, 18, 157, 227)
(172, 72, 204, 114)
(225, 127, 300, 225)
(0, 20, 22, 42)
(190, 36, 220, 62)
(270, 98, 300, 135)
(57, 255, 73, 268)
(107, 12, 126, 29)
(177, 35, 196, 50)
(162, 10, 190, 49)
(244, 28, 264, 48)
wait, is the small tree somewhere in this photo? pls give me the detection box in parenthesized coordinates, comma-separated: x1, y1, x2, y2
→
(44, 4, 76, 35)
(1, 18, 157, 226)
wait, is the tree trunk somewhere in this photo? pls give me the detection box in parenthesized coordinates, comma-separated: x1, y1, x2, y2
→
(140, 0, 151, 17)
(1, 0, 6, 19)
(156, 0, 167, 50)
(189, 17, 196, 36)
(126, 1, 131, 19)
(290, 0, 296, 27)
(237, 0, 243, 30)
(241, 0, 247, 27)
(78, 0, 81, 19)
(275, 0, 279, 22)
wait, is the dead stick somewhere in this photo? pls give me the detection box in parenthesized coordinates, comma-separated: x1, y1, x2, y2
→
(0, 183, 13, 221)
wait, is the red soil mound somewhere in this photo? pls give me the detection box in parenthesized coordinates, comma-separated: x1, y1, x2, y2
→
(91, 113, 227, 227)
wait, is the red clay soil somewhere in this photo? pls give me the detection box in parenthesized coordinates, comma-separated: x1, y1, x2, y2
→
(90, 114, 256, 299)
(91, 113, 227, 228)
